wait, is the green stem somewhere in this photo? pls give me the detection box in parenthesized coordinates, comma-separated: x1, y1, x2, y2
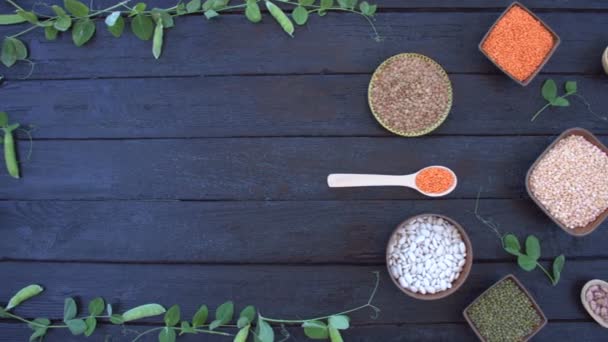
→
(5, 0, 25, 12)
(89, 0, 134, 17)
(536, 262, 556, 285)
(531, 102, 552, 122)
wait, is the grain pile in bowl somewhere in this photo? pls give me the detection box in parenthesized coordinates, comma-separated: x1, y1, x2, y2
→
(466, 278, 543, 342)
(585, 284, 608, 322)
(481, 5, 556, 82)
(529, 135, 608, 229)
(368, 54, 452, 137)
(388, 215, 466, 295)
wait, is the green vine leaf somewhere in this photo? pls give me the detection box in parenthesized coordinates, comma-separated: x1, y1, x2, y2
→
(27, 318, 50, 330)
(72, 18, 96, 47)
(552, 254, 565, 285)
(105, 11, 121, 26)
(54, 11, 72, 32)
(255, 316, 274, 342)
(359, 1, 376, 16)
(204, 9, 219, 20)
(17, 10, 38, 24)
(131, 14, 154, 40)
(28, 319, 50, 342)
(1, 38, 16, 67)
(63, 298, 77, 322)
(239, 305, 256, 326)
(152, 20, 164, 59)
(66, 319, 87, 335)
(179, 321, 196, 334)
(209, 301, 234, 330)
(109, 314, 124, 324)
(192, 305, 208, 328)
(517, 254, 537, 271)
(502, 234, 521, 256)
(565, 81, 577, 94)
(107, 15, 125, 37)
(158, 326, 176, 342)
(303, 320, 329, 339)
(299, 0, 315, 5)
(9, 38, 27, 60)
(64, 0, 90, 17)
(234, 326, 250, 342)
(164, 304, 181, 327)
(87, 297, 105, 316)
(131, 2, 147, 15)
(45, 26, 59, 40)
(328, 315, 349, 330)
(245, 0, 262, 23)
(541, 79, 557, 102)
(552, 97, 570, 107)
(525, 235, 540, 260)
(84, 316, 96, 336)
(186, 0, 202, 13)
(292, 6, 308, 25)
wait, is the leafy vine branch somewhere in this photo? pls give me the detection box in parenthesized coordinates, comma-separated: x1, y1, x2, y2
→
(0, 272, 381, 342)
(0, 0, 379, 70)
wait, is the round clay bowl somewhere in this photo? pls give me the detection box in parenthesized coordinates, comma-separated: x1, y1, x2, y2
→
(603, 47, 608, 76)
(385, 213, 473, 300)
(581, 279, 608, 328)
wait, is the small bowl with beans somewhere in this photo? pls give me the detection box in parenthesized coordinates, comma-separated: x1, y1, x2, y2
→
(386, 213, 473, 300)
(526, 128, 608, 236)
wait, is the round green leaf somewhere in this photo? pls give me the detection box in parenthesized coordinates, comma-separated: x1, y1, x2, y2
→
(541, 79, 557, 101)
(1, 38, 17, 67)
(88, 297, 105, 316)
(109, 314, 124, 324)
(565, 81, 577, 94)
(186, 0, 202, 13)
(105, 11, 121, 26)
(131, 14, 154, 40)
(239, 305, 256, 323)
(8, 38, 27, 60)
(64, 0, 90, 17)
(525, 235, 541, 260)
(158, 327, 176, 342)
(302, 320, 329, 339)
(502, 234, 521, 256)
(28, 318, 50, 330)
(52, 5, 67, 16)
(63, 298, 77, 322)
(214, 301, 234, 323)
(552, 97, 570, 107)
(45, 26, 59, 40)
(84, 317, 96, 337)
(256, 317, 274, 342)
(54, 15, 72, 31)
(292, 6, 308, 25)
(328, 315, 349, 330)
(299, 0, 315, 5)
(517, 254, 537, 271)
(245, 0, 262, 23)
(66, 319, 87, 335)
(192, 305, 208, 328)
(234, 326, 250, 342)
(72, 18, 96, 47)
(552, 254, 565, 285)
(17, 10, 38, 24)
(164, 304, 181, 327)
(107, 16, 125, 38)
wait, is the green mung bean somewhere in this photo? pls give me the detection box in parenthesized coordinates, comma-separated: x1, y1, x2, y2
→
(466, 279, 542, 341)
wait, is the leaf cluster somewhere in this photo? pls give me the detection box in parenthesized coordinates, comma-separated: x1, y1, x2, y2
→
(531, 79, 577, 121)
(0, 0, 379, 69)
(502, 234, 565, 286)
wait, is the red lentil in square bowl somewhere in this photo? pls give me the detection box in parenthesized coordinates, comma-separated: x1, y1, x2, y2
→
(479, 2, 560, 86)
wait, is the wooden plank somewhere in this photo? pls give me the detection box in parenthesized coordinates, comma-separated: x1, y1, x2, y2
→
(0, 261, 603, 323)
(2, 0, 608, 12)
(0, 136, 590, 200)
(1, 199, 604, 263)
(3, 74, 607, 139)
(0, 12, 604, 79)
(1, 322, 604, 342)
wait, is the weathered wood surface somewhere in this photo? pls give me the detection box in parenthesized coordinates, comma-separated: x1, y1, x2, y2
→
(2, 322, 605, 342)
(0, 261, 602, 323)
(0, 199, 601, 263)
(0, 136, 601, 200)
(2, 74, 607, 139)
(0, 12, 606, 79)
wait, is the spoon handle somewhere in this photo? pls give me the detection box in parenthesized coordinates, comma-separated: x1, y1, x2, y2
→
(327, 174, 411, 188)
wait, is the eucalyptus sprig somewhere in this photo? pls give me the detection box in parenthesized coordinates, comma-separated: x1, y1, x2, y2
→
(531, 79, 607, 122)
(0, 272, 381, 342)
(473, 192, 566, 286)
(0, 0, 379, 70)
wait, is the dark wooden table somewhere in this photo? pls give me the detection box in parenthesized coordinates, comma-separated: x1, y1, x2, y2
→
(1, 0, 608, 340)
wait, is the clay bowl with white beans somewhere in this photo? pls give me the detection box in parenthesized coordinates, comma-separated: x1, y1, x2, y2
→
(386, 214, 473, 300)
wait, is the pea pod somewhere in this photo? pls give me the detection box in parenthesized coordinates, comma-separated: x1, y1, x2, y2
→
(0, 112, 20, 179)
(122, 303, 166, 322)
(6, 284, 43, 310)
(265, 1, 294, 37)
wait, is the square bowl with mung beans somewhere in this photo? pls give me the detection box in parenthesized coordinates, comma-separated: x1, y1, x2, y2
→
(463, 274, 547, 342)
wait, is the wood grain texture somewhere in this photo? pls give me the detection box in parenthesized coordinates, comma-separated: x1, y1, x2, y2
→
(1, 322, 604, 342)
(0, 136, 597, 200)
(0, 261, 601, 323)
(0, 199, 602, 263)
(2, 74, 607, 139)
(0, 12, 605, 79)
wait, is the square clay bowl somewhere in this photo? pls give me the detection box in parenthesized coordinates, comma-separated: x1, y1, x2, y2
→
(479, 2, 560, 86)
(463, 274, 547, 342)
(526, 128, 608, 237)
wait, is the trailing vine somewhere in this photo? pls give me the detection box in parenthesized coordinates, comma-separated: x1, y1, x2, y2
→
(0, 272, 381, 342)
(0, 0, 379, 70)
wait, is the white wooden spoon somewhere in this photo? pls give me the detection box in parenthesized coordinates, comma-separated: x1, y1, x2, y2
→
(327, 165, 457, 197)
(603, 47, 608, 76)
(581, 279, 608, 328)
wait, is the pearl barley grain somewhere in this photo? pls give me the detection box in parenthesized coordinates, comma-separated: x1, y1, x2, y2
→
(389, 215, 466, 295)
(530, 135, 608, 229)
